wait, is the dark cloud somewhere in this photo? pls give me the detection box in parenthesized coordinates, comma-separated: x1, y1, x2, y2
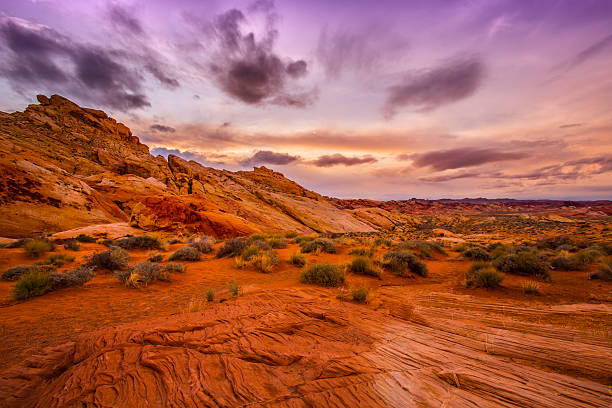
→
(202, 4, 315, 107)
(409, 147, 527, 171)
(151, 147, 225, 166)
(0, 17, 178, 110)
(383, 56, 485, 118)
(109, 5, 144, 35)
(559, 123, 583, 129)
(311, 154, 377, 167)
(149, 124, 176, 133)
(419, 171, 479, 182)
(240, 150, 300, 166)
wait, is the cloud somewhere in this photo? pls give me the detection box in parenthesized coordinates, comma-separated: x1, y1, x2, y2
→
(561, 33, 612, 72)
(311, 154, 377, 167)
(149, 124, 176, 133)
(419, 171, 479, 182)
(559, 123, 583, 129)
(201, 4, 315, 107)
(240, 150, 300, 166)
(108, 4, 144, 35)
(409, 147, 527, 171)
(383, 55, 485, 118)
(0, 16, 178, 110)
(151, 147, 225, 166)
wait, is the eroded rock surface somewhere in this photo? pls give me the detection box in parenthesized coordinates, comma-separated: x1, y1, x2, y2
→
(0, 290, 609, 408)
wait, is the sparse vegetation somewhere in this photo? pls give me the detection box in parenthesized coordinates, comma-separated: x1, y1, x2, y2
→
(288, 252, 306, 267)
(351, 286, 369, 303)
(589, 258, 612, 281)
(76, 234, 97, 243)
(300, 263, 345, 287)
(36, 253, 75, 267)
(88, 246, 130, 270)
(493, 251, 550, 280)
(228, 280, 241, 297)
(284, 231, 298, 239)
(381, 250, 428, 277)
(216, 238, 248, 258)
(397, 240, 447, 259)
(349, 256, 380, 278)
(115, 235, 164, 250)
(13, 269, 51, 300)
(23, 239, 54, 258)
(148, 252, 164, 262)
(462, 246, 492, 261)
(349, 247, 373, 257)
(522, 281, 540, 294)
(165, 263, 187, 273)
(63, 240, 80, 251)
(573, 248, 602, 268)
(168, 246, 201, 261)
(251, 251, 280, 273)
(300, 238, 337, 254)
(268, 237, 287, 249)
(2, 265, 54, 281)
(464, 262, 505, 288)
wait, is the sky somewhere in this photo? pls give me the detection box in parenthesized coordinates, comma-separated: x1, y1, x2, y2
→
(0, 0, 611, 200)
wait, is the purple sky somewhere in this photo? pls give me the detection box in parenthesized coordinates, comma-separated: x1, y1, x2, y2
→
(1, 0, 611, 199)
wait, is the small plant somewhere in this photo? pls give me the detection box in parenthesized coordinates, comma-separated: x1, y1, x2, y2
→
(589, 258, 612, 281)
(240, 245, 261, 261)
(148, 252, 164, 262)
(88, 246, 130, 270)
(206, 288, 215, 302)
(268, 237, 287, 249)
(63, 240, 80, 251)
(349, 256, 380, 278)
(2, 265, 54, 281)
(228, 280, 241, 297)
(251, 251, 279, 273)
(189, 236, 214, 253)
(48, 266, 96, 289)
(522, 281, 540, 294)
(349, 247, 373, 257)
(36, 253, 75, 267)
(23, 239, 54, 258)
(216, 238, 248, 258)
(164, 263, 186, 273)
(76, 234, 97, 243)
(493, 251, 550, 280)
(464, 262, 505, 288)
(115, 262, 165, 288)
(300, 238, 337, 254)
(168, 246, 201, 261)
(186, 298, 204, 313)
(284, 231, 298, 239)
(249, 233, 267, 241)
(381, 250, 428, 277)
(300, 263, 345, 287)
(13, 269, 51, 300)
(351, 286, 369, 303)
(462, 246, 492, 261)
(573, 248, 602, 268)
(115, 235, 164, 250)
(288, 252, 306, 267)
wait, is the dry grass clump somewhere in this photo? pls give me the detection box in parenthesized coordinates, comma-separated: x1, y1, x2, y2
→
(206, 288, 215, 302)
(165, 263, 187, 273)
(351, 286, 369, 303)
(115, 262, 184, 288)
(168, 246, 201, 261)
(300, 263, 345, 287)
(216, 238, 248, 258)
(349, 247, 374, 257)
(251, 251, 280, 273)
(115, 235, 164, 250)
(288, 252, 306, 267)
(300, 238, 337, 254)
(522, 280, 540, 294)
(48, 267, 96, 289)
(381, 250, 428, 277)
(23, 239, 54, 258)
(349, 257, 381, 278)
(464, 262, 505, 288)
(88, 246, 130, 270)
(268, 237, 287, 249)
(36, 253, 75, 267)
(493, 251, 550, 281)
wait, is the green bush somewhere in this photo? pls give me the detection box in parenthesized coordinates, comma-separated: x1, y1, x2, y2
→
(300, 238, 337, 254)
(13, 270, 51, 300)
(493, 251, 550, 280)
(216, 238, 248, 258)
(464, 262, 505, 288)
(168, 246, 201, 261)
(23, 239, 54, 258)
(382, 250, 428, 277)
(349, 257, 380, 278)
(240, 244, 261, 261)
(88, 246, 130, 270)
(115, 235, 163, 250)
(76, 234, 97, 243)
(351, 287, 369, 303)
(288, 252, 306, 267)
(63, 240, 80, 251)
(300, 263, 345, 287)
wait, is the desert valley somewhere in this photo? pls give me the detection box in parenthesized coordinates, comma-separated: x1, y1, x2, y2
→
(0, 1, 611, 407)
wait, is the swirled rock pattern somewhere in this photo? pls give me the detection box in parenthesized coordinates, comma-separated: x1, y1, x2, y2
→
(0, 289, 609, 408)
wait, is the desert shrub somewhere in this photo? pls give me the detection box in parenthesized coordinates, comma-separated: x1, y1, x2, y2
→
(100, 239, 115, 247)
(206, 288, 215, 302)
(4, 238, 31, 248)
(148, 252, 164, 262)
(240, 245, 261, 261)
(522, 281, 540, 294)
(592, 242, 612, 256)
(300, 263, 345, 287)
(288, 252, 306, 267)
(2, 265, 54, 281)
(398, 241, 447, 259)
(268, 237, 287, 249)
(349, 257, 380, 278)
(75, 234, 96, 243)
(23, 239, 54, 258)
(167, 238, 182, 245)
(251, 251, 280, 273)
(462, 246, 492, 261)
(464, 262, 505, 288)
(249, 233, 267, 241)
(64, 240, 80, 251)
(115, 262, 170, 287)
(292, 235, 316, 245)
(300, 238, 337, 254)
(189, 236, 214, 254)
(573, 248, 602, 267)
(165, 263, 186, 273)
(382, 250, 428, 277)
(349, 247, 373, 257)
(284, 231, 298, 239)
(216, 238, 248, 258)
(493, 252, 550, 280)
(557, 244, 579, 253)
(13, 270, 51, 300)
(168, 246, 201, 261)
(488, 243, 510, 259)
(48, 266, 96, 289)
(373, 238, 393, 247)
(550, 256, 581, 271)
(537, 235, 573, 250)
(88, 246, 130, 270)
(228, 280, 241, 297)
(589, 259, 612, 281)
(115, 235, 163, 250)
(37, 253, 75, 267)
(351, 286, 369, 303)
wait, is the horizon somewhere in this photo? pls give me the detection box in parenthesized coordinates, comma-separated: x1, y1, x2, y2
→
(1, 0, 611, 200)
